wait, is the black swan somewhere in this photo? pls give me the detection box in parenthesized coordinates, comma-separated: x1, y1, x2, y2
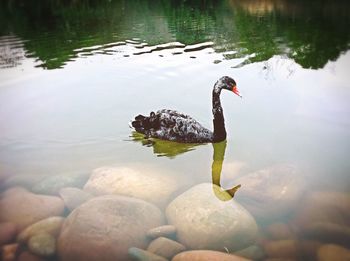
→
(130, 76, 241, 143)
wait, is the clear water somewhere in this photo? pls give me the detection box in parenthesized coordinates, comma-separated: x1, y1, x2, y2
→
(0, 0, 350, 258)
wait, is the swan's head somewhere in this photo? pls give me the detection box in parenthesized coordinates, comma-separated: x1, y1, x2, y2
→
(217, 76, 242, 98)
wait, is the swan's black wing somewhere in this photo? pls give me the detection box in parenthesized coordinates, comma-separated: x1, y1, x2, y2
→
(131, 109, 213, 143)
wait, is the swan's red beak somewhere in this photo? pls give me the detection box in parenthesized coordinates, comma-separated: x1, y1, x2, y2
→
(232, 85, 242, 98)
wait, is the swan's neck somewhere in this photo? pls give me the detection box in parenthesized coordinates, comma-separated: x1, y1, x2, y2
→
(212, 85, 226, 142)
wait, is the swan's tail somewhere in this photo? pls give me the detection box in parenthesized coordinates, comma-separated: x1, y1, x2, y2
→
(130, 114, 150, 134)
(130, 112, 160, 135)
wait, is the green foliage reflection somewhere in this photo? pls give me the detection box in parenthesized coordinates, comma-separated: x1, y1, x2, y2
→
(0, 0, 349, 69)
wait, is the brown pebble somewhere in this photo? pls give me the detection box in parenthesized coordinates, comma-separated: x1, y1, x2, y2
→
(146, 225, 176, 239)
(17, 216, 64, 243)
(294, 191, 350, 229)
(264, 240, 299, 259)
(265, 223, 294, 240)
(317, 244, 350, 261)
(0, 187, 64, 231)
(128, 247, 167, 261)
(172, 250, 250, 261)
(303, 222, 350, 245)
(1, 243, 19, 261)
(0, 222, 17, 245)
(28, 232, 56, 257)
(264, 257, 298, 261)
(147, 237, 186, 259)
(234, 244, 265, 260)
(59, 187, 93, 211)
(17, 251, 46, 261)
(299, 240, 322, 260)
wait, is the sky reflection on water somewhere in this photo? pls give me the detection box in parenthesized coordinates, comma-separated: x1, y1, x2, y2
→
(1, 44, 349, 192)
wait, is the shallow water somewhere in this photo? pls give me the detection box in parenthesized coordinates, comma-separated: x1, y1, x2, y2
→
(0, 0, 350, 259)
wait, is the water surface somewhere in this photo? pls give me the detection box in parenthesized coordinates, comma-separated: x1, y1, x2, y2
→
(0, 0, 350, 258)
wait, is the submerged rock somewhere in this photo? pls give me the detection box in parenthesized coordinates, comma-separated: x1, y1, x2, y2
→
(2, 175, 46, 190)
(1, 243, 19, 261)
(59, 187, 93, 211)
(317, 244, 350, 261)
(294, 191, 350, 229)
(128, 247, 167, 261)
(84, 166, 181, 208)
(0, 222, 17, 246)
(234, 245, 265, 260)
(31, 173, 89, 195)
(236, 164, 304, 223)
(293, 191, 350, 247)
(265, 223, 295, 240)
(17, 216, 64, 243)
(17, 251, 46, 261)
(172, 250, 250, 261)
(166, 183, 258, 251)
(57, 195, 165, 261)
(147, 237, 186, 259)
(0, 187, 64, 231)
(146, 225, 177, 239)
(303, 222, 350, 245)
(28, 233, 56, 257)
(299, 240, 323, 260)
(264, 239, 299, 259)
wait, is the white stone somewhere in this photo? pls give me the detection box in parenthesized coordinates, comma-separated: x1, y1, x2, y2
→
(166, 183, 258, 251)
(84, 166, 181, 208)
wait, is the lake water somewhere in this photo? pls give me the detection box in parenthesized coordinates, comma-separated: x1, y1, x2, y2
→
(0, 0, 350, 260)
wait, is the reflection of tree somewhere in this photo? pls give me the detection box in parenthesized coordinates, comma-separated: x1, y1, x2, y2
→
(227, 0, 350, 69)
(211, 140, 241, 201)
(0, 36, 25, 69)
(0, 0, 348, 69)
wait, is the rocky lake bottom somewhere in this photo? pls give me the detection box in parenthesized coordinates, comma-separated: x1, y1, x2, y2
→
(0, 164, 349, 261)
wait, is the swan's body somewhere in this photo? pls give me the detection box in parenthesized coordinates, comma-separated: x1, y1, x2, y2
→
(132, 109, 214, 143)
(130, 76, 241, 143)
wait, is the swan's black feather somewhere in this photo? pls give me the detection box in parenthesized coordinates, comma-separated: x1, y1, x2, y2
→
(131, 109, 213, 143)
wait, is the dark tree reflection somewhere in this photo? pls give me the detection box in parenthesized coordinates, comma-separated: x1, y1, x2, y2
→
(0, 0, 349, 69)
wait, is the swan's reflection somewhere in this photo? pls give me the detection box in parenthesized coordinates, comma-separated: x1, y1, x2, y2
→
(130, 131, 203, 158)
(130, 132, 240, 200)
(211, 140, 241, 201)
